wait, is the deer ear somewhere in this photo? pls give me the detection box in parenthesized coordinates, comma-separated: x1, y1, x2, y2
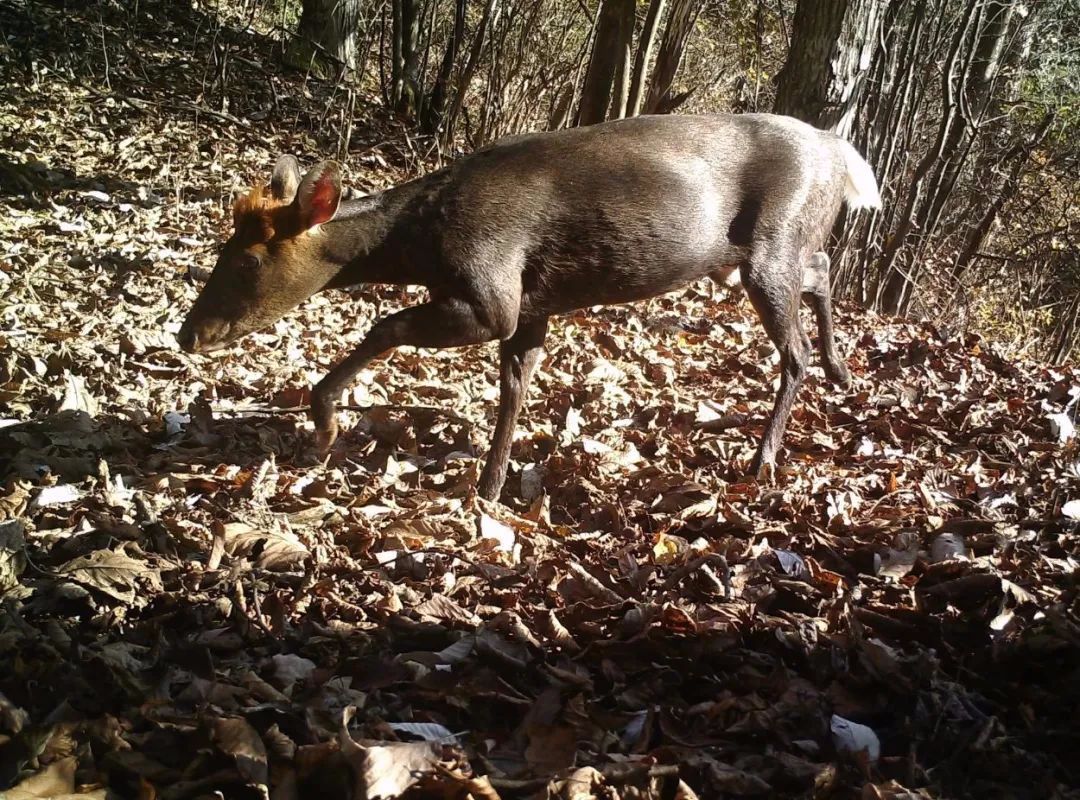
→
(296, 161, 342, 228)
(270, 154, 301, 202)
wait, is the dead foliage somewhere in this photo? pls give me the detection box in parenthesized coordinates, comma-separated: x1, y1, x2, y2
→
(1, 2, 1079, 798)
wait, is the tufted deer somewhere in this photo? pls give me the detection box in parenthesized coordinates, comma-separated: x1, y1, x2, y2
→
(178, 113, 880, 502)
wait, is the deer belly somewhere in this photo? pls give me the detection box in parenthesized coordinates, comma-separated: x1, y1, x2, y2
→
(520, 255, 717, 317)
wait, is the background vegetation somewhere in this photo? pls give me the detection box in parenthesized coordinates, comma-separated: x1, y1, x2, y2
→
(266, 0, 1079, 360)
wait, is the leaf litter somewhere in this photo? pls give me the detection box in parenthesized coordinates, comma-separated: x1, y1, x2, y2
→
(1, 2, 1080, 798)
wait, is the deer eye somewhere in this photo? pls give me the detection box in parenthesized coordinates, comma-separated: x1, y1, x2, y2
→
(239, 252, 260, 270)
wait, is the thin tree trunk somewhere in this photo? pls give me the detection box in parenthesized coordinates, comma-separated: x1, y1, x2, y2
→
(578, 0, 636, 126)
(413, 0, 439, 124)
(773, 0, 885, 136)
(644, 0, 701, 115)
(608, 0, 634, 120)
(476, 0, 510, 144)
(547, 81, 575, 130)
(951, 109, 1055, 278)
(878, 0, 1023, 315)
(832, 0, 921, 301)
(392, 0, 403, 99)
(876, 0, 981, 314)
(440, 0, 499, 148)
(422, 0, 467, 135)
(1050, 293, 1080, 365)
(392, 0, 422, 114)
(290, 0, 363, 74)
(379, 1, 391, 105)
(627, 0, 666, 117)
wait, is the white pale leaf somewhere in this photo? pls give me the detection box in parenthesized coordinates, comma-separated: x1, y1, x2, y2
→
(830, 714, 880, 764)
(479, 513, 515, 552)
(387, 721, 458, 743)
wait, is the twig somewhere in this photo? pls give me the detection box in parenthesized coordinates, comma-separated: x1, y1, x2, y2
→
(43, 67, 250, 128)
(179, 99, 251, 127)
(205, 403, 477, 430)
(573, 0, 595, 24)
(488, 763, 681, 793)
(98, 13, 111, 90)
(661, 553, 731, 597)
(367, 546, 506, 588)
(600, 763, 681, 782)
(568, 560, 625, 605)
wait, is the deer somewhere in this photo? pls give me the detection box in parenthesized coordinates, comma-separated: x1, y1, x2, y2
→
(177, 113, 880, 502)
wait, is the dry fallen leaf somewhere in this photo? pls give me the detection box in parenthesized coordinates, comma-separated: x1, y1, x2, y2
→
(0, 519, 27, 592)
(213, 716, 269, 789)
(340, 707, 447, 799)
(56, 547, 162, 605)
(1, 7, 1078, 799)
(831, 714, 881, 767)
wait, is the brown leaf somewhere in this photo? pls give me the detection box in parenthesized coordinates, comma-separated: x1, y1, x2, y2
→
(2, 756, 102, 800)
(213, 716, 269, 788)
(555, 766, 603, 800)
(567, 561, 624, 605)
(414, 593, 481, 626)
(222, 522, 309, 571)
(339, 706, 446, 799)
(0, 519, 27, 592)
(56, 547, 161, 604)
(59, 370, 98, 415)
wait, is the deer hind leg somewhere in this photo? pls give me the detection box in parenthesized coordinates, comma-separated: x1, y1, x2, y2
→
(478, 318, 549, 501)
(740, 245, 810, 479)
(800, 251, 851, 388)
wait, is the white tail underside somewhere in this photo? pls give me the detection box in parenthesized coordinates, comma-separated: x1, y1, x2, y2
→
(839, 139, 882, 210)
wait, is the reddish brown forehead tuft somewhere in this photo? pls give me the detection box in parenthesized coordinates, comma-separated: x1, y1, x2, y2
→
(231, 185, 299, 245)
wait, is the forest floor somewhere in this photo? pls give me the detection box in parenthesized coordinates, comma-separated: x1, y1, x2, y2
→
(2, 1, 1080, 799)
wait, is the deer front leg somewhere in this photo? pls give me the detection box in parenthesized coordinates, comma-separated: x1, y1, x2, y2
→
(310, 298, 502, 453)
(477, 318, 549, 501)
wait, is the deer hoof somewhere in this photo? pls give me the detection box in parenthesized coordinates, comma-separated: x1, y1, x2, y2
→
(826, 362, 852, 390)
(314, 422, 339, 455)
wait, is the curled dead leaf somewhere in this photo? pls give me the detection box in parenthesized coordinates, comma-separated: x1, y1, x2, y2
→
(56, 547, 162, 605)
(212, 716, 268, 789)
(339, 706, 448, 799)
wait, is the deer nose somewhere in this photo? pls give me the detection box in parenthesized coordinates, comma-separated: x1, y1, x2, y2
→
(177, 324, 199, 353)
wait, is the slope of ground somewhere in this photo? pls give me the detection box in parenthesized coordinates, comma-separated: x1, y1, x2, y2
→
(1, 2, 1079, 798)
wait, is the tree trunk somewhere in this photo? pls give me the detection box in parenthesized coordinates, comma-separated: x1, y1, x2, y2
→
(830, 0, 917, 302)
(877, 0, 1025, 315)
(547, 81, 576, 130)
(1049, 292, 1080, 365)
(644, 0, 702, 115)
(440, 0, 500, 148)
(422, 0, 467, 135)
(627, 0, 666, 117)
(951, 109, 1055, 279)
(608, 1, 635, 120)
(289, 0, 363, 76)
(392, 0, 422, 115)
(773, 0, 884, 136)
(578, 0, 636, 126)
(875, 0, 980, 315)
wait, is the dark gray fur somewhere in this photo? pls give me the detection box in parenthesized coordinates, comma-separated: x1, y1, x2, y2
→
(181, 113, 878, 501)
